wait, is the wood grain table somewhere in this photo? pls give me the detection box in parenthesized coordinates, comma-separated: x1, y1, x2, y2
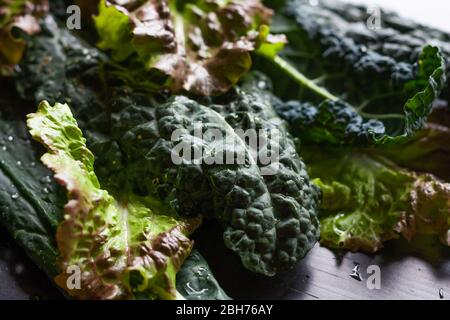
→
(0, 222, 449, 300)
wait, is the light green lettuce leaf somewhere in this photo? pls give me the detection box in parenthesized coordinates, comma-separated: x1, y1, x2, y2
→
(304, 147, 450, 252)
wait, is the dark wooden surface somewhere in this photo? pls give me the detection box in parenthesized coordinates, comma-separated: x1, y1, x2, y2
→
(0, 222, 449, 300)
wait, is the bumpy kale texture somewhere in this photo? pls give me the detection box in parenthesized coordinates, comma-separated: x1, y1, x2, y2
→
(14, 16, 320, 276)
(258, 0, 447, 145)
(85, 83, 320, 276)
(267, 0, 450, 102)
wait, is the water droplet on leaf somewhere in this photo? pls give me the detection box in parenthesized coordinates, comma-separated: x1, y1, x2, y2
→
(14, 264, 25, 275)
(40, 176, 52, 184)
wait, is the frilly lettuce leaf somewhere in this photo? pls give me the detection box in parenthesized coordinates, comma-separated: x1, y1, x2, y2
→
(304, 147, 450, 252)
(27, 101, 201, 300)
(411, 175, 450, 246)
(0, 0, 48, 75)
(93, 0, 286, 96)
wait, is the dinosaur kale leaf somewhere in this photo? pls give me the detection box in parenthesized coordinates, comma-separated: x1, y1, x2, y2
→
(257, 0, 447, 145)
(93, 0, 285, 96)
(85, 88, 320, 276)
(303, 146, 450, 252)
(273, 0, 450, 102)
(0, 84, 64, 276)
(14, 15, 105, 109)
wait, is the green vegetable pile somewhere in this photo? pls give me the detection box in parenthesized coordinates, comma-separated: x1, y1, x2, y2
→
(0, 0, 448, 300)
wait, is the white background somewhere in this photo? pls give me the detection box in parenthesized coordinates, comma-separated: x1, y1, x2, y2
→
(343, 0, 450, 32)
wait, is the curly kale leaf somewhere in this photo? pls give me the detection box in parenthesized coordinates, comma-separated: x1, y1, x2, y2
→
(27, 101, 203, 300)
(271, 44, 446, 145)
(257, 1, 447, 145)
(0, 0, 48, 75)
(374, 104, 450, 182)
(303, 146, 450, 252)
(93, 0, 285, 96)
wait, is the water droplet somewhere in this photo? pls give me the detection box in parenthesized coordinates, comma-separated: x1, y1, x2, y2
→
(257, 81, 266, 89)
(439, 288, 444, 299)
(1, 146, 6, 151)
(40, 176, 52, 184)
(309, 0, 319, 6)
(43, 187, 49, 194)
(7, 136, 13, 142)
(30, 162, 36, 168)
(350, 263, 363, 281)
(16, 161, 22, 166)
(14, 264, 25, 275)
(11, 193, 19, 200)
